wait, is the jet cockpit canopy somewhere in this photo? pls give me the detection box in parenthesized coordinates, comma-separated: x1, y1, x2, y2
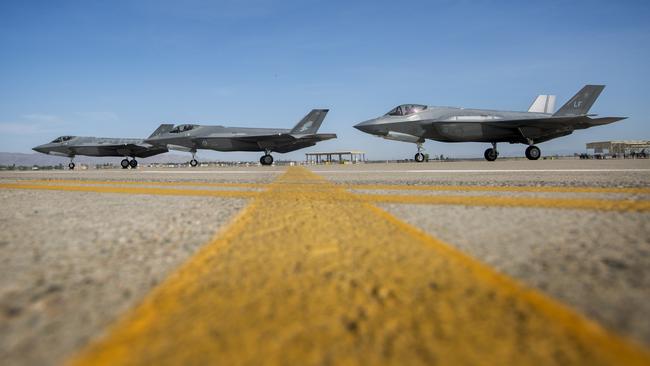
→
(170, 124, 198, 133)
(51, 136, 74, 143)
(385, 104, 427, 116)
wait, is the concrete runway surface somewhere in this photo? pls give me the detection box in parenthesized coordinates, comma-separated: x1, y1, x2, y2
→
(0, 159, 649, 365)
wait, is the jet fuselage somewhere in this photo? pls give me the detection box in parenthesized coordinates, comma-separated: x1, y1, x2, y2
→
(355, 107, 553, 144)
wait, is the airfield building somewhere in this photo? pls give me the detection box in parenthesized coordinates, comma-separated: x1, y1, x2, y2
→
(305, 151, 366, 164)
(586, 140, 649, 157)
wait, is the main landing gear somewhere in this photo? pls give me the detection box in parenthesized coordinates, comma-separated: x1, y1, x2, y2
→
(525, 145, 541, 160)
(482, 143, 542, 161)
(484, 142, 499, 161)
(189, 151, 199, 167)
(414, 142, 426, 162)
(120, 158, 138, 169)
(260, 150, 274, 166)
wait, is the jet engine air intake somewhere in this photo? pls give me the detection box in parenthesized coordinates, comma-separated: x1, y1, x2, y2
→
(383, 131, 421, 143)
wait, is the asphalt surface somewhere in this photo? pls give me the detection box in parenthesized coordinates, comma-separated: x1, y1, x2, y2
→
(0, 159, 649, 365)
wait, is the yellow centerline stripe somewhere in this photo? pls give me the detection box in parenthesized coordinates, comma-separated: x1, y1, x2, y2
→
(69, 167, 649, 365)
(0, 183, 259, 199)
(1, 182, 648, 212)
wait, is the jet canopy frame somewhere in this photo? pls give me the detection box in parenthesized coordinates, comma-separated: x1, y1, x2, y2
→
(385, 104, 427, 117)
(170, 124, 199, 133)
(51, 136, 74, 143)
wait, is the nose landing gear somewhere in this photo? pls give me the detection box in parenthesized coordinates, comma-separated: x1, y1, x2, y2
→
(120, 159, 130, 169)
(189, 151, 199, 167)
(484, 142, 499, 161)
(414, 142, 426, 162)
(260, 150, 274, 166)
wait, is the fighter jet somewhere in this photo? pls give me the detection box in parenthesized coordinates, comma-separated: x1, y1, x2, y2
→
(32, 124, 173, 169)
(354, 85, 626, 161)
(145, 109, 336, 166)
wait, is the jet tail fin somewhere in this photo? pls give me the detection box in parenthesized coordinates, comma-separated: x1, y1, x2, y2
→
(528, 95, 556, 113)
(553, 85, 605, 117)
(290, 109, 329, 134)
(148, 124, 174, 139)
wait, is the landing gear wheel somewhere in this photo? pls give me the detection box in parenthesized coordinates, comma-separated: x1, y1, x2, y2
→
(189, 159, 198, 167)
(68, 162, 75, 170)
(260, 154, 274, 166)
(120, 159, 130, 169)
(129, 159, 138, 168)
(414, 152, 425, 162)
(484, 148, 498, 161)
(525, 145, 541, 160)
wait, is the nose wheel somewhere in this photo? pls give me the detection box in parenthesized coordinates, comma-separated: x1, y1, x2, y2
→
(260, 154, 274, 166)
(484, 143, 499, 161)
(120, 159, 130, 169)
(414, 142, 426, 162)
(68, 162, 75, 170)
(525, 145, 541, 160)
(189, 151, 199, 167)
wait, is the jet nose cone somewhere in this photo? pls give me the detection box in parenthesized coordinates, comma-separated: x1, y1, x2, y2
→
(354, 119, 378, 134)
(33, 145, 48, 154)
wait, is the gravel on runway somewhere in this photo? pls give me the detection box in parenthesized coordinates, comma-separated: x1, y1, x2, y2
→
(382, 204, 650, 345)
(0, 189, 247, 366)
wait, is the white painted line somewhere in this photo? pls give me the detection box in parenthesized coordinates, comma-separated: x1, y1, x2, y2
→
(5, 170, 282, 174)
(140, 171, 283, 174)
(313, 169, 650, 173)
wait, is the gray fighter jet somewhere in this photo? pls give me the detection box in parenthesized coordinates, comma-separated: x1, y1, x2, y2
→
(354, 85, 626, 161)
(145, 109, 336, 166)
(33, 124, 173, 169)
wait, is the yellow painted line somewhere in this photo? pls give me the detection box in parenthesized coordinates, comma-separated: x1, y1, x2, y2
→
(1, 183, 648, 212)
(70, 167, 649, 365)
(23, 178, 262, 189)
(349, 183, 650, 195)
(16, 178, 650, 195)
(249, 190, 650, 212)
(355, 192, 650, 212)
(0, 183, 259, 199)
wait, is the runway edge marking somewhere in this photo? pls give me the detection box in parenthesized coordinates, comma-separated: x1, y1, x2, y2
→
(68, 167, 650, 365)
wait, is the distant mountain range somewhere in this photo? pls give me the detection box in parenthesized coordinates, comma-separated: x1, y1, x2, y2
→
(0, 152, 197, 167)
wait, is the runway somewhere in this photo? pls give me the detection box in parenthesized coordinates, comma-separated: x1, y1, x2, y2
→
(1, 159, 649, 365)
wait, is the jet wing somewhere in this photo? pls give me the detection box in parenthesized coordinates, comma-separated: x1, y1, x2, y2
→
(483, 115, 626, 129)
(73, 143, 168, 158)
(119, 143, 168, 158)
(480, 116, 626, 144)
(191, 133, 337, 153)
(271, 133, 338, 153)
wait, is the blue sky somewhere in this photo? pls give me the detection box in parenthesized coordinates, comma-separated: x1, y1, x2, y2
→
(1, 0, 649, 160)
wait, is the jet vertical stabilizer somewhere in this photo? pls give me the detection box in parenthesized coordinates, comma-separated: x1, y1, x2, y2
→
(528, 95, 556, 114)
(290, 109, 329, 134)
(148, 124, 175, 138)
(553, 85, 605, 116)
